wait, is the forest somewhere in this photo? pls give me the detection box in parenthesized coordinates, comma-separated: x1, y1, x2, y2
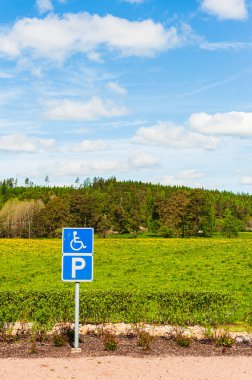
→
(0, 176, 252, 239)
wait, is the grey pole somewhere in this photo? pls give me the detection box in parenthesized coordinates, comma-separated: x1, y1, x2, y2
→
(74, 282, 80, 349)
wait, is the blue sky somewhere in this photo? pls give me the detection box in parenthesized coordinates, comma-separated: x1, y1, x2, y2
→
(0, 0, 252, 191)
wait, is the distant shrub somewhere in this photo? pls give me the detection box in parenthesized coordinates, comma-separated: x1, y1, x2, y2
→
(157, 226, 173, 238)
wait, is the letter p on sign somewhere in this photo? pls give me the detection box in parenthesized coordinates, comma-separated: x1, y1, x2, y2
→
(62, 254, 93, 282)
(72, 257, 86, 278)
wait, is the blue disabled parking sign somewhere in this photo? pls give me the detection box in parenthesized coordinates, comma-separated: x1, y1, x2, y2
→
(62, 255, 93, 282)
(62, 228, 94, 349)
(62, 228, 94, 282)
(62, 228, 93, 254)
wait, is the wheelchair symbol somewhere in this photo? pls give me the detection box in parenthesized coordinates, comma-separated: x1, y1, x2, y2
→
(70, 231, 87, 251)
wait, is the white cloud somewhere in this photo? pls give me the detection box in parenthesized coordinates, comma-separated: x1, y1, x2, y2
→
(240, 176, 252, 185)
(0, 71, 13, 79)
(177, 169, 204, 180)
(0, 134, 58, 153)
(200, 41, 252, 50)
(128, 152, 159, 168)
(71, 140, 109, 152)
(42, 159, 128, 177)
(122, 0, 145, 3)
(132, 121, 219, 150)
(31, 67, 43, 77)
(36, 0, 54, 14)
(45, 96, 127, 121)
(189, 112, 252, 137)
(107, 81, 127, 96)
(86, 51, 103, 62)
(0, 89, 24, 106)
(0, 35, 19, 57)
(201, 0, 248, 20)
(160, 170, 204, 187)
(0, 119, 31, 130)
(160, 175, 185, 186)
(0, 12, 181, 61)
(176, 23, 252, 52)
(35, 147, 161, 178)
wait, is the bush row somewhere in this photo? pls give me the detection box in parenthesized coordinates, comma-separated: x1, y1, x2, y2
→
(0, 290, 238, 326)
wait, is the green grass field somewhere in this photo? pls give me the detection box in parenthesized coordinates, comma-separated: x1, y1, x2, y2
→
(0, 237, 251, 324)
(0, 237, 251, 295)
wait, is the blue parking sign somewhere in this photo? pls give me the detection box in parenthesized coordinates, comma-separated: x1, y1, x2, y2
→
(62, 255, 93, 282)
(62, 228, 93, 254)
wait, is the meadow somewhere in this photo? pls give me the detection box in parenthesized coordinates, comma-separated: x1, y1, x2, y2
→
(0, 237, 251, 325)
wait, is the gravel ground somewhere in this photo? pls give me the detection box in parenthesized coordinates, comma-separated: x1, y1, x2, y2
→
(0, 356, 252, 380)
(1, 332, 251, 379)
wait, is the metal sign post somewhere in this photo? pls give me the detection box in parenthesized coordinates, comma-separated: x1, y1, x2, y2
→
(62, 228, 94, 353)
(74, 282, 80, 350)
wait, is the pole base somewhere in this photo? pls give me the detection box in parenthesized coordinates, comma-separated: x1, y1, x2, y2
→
(71, 347, 82, 354)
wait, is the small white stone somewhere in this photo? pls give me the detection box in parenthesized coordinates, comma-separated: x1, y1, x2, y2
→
(235, 335, 251, 344)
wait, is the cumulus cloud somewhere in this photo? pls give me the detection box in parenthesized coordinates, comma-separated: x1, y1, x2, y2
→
(132, 121, 218, 150)
(0, 134, 58, 153)
(0, 12, 181, 61)
(160, 175, 185, 186)
(128, 152, 160, 168)
(42, 159, 128, 176)
(71, 139, 109, 152)
(201, 0, 248, 20)
(107, 81, 127, 96)
(45, 96, 127, 121)
(38, 149, 160, 178)
(36, 0, 53, 14)
(189, 112, 252, 137)
(240, 176, 252, 185)
(86, 51, 103, 62)
(177, 169, 204, 180)
(161, 170, 204, 187)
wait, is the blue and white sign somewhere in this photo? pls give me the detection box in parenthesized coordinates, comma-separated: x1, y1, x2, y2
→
(62, 228, 93, 254)
(62, 227, 94, 282)
(62, 228, 94, 349)
(62, 255, 93, 282)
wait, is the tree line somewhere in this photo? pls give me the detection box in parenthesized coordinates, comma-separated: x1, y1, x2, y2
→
(0, 177, 251, 238)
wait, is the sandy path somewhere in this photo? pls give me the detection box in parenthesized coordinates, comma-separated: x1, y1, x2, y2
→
(0, 356, 252, 380)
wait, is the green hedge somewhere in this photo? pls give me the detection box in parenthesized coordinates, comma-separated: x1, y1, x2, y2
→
(0, 290, 237, 326)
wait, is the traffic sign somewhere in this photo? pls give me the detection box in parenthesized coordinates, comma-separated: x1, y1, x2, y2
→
(62, 255, 93, 282)
(62, 227, 94, 349)
(62, 228, 93, 254)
